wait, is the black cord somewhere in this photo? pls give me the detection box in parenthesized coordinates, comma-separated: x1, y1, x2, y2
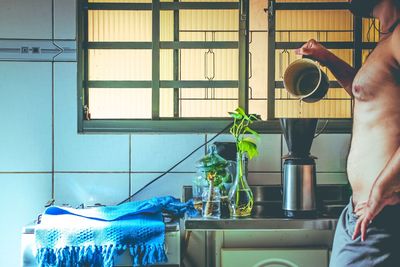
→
(372, 18, 400, 35)
(117, 122, 234, 205)
(372, 19, 386, 34)
(314, 119, 329, 139)
(366, 19, 374, 42)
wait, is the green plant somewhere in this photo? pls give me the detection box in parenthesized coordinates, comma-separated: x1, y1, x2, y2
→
(228, 107, 260, 217)
(196, 144, 233, 217)
(229, 107, 260, 159)
(197, 152, 232, 195)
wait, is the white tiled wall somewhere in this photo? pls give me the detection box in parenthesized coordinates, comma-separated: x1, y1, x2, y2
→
(54, 173, 130, 207)
(54, 0, 77, 39)
(310, 134, 350, 173)
(0, 174, 51, 267)
(248, 134, 282, 172)
(131, 134, 206, 172)
(131, 173, 195, 201)
(54, 63, 130, 172)
(0, 0, 53, 39)
(0, 1, 351, 266)
(0, 62, 53, 172)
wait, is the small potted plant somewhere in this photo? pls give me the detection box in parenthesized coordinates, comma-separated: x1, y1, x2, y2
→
(196, 145, 232, 218)
(228, 107, 260, 217)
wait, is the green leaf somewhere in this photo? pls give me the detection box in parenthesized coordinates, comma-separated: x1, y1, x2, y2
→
(213, 175, 223, 187)
(235, 107, 250, 121)
(228, 112, 243, 120)
(222, 172, 232, 183)
(238, 139, 259, 159)
(243, 137, 257, 145)
(244, 126, 260, 139)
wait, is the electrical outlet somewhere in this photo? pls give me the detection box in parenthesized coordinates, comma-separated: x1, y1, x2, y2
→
(32, 47, 40, 54)
(21, 47, 29, 54)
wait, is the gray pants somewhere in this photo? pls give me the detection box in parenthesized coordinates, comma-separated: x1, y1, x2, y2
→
(329, 198, 400, 267)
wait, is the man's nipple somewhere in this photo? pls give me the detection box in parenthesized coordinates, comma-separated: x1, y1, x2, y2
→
(353, 85, 362, 93)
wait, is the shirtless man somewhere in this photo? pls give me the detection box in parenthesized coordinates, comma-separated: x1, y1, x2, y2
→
(295, 0, 400, 265)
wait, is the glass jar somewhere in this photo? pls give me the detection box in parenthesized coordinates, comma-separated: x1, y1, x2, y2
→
(202, 186, 221, 219)
(192, 175, 208, 213)
(195, 144, 233, 217)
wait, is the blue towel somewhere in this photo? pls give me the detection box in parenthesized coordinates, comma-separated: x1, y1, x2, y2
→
(35, 196, 195, 267)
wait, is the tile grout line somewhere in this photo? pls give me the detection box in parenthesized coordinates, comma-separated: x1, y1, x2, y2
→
(129, 134, 132, 199)
(51, 0, 55, 199)
(0, 172, 53, 174)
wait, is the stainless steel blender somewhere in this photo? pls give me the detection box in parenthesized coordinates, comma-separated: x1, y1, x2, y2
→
(280, 118, 318, 218)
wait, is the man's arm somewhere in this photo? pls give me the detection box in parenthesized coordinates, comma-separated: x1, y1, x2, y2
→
(323, 52, 357, 97)
(374, 147, 400, 196)
(295, 39, 357, 97)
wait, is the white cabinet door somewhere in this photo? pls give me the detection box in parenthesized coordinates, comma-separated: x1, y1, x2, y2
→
(221, 248, 328, 267)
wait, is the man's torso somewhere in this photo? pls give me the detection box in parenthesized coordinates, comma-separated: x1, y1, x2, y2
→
(347, 29, 400, 205)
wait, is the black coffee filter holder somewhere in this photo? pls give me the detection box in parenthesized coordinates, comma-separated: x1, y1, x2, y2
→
(280, 118, 318, 158)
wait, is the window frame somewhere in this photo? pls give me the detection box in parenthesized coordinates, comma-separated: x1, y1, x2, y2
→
(77, 0, 354, 134)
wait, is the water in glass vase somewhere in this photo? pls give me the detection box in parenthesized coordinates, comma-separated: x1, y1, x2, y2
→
(202, 186, 221, 219)
(229, 152, 254, 218)
(202, 200, 221, 219)
(231, 188, 253, 217)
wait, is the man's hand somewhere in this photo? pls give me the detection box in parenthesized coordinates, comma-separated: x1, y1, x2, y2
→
(295, 39, 331, 66)
(352, 189, 400, 241)
(295, 39, 356, 95)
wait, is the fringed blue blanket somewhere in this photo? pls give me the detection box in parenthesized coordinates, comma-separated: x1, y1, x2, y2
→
(35, 196, 195, 267)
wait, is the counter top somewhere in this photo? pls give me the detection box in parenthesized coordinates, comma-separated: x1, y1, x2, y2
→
(182, 185, 347, 232)
(184, 216, 338, 231)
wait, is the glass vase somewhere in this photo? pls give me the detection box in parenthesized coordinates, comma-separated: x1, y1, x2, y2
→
(229, 152, 254, 217)
(202, 185, 221, 219)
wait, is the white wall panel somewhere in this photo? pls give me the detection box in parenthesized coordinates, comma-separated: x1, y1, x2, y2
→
(131, 173, 193, 200)
(0, 0, 53, 39)
(0, 174, 51, 267)
(55, 173, 129, 206)
(0, 62, 52, 171)
(131, 134, 206, 172)
(54, 62, 130, 171)
(310, 134, 351, 172)
(54, 0, 77, 40)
